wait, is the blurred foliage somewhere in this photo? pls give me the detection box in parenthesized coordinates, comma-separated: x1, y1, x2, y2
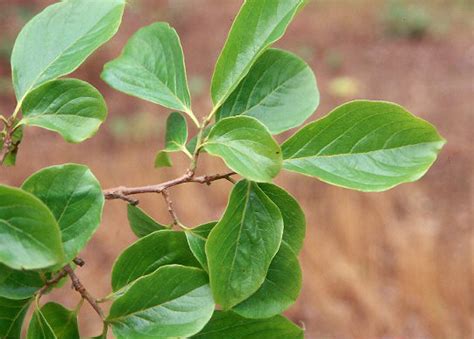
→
(328, 76, 360, 98)
(382, 0, 432, 39)
(324, 49, 344, 72)
(108, 111, 163, 142)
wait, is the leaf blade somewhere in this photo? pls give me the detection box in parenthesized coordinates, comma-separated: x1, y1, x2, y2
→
(127, 205, 167, 238)
(282, 100, 446, 191)
(0, 297, 31, 338)
(12, 0, 125, 101)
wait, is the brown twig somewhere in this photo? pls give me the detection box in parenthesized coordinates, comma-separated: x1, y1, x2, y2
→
(103, 172, 236, 203)
(63, 265, 105, 320)
(37, 270, 69, 296)
(161, 189, 180, 227)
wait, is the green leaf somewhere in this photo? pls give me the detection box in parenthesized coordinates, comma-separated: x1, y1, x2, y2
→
(12, 0, 125, 101)
(203, 116, 282, 182)
(20, 79, 107, 143)
(108, 265, 215, 338)
(0, 126, 23, 167)
(0, 264, 43, 300)
(259, 183, 306, 254)
(233, 243, 302, 319)
(127, 205, 167, 238)
(154, 112, 190, 169)
(111, 230, 200, 292)
(0, 185, 64, 270)
(192, 311, 304, 339)
(282, 100, 446, 192)
(206, 180, 283, 309)
(216, 48, 319, 134)
(0, 297, 31, 338)
(185, 222, 217, 272)
(102, 22, 196, 123)
(211, 0, 303, 107)
(27, 306, 56, 339)
(22, 164, 104, 263)
(28, 302, 79, 339)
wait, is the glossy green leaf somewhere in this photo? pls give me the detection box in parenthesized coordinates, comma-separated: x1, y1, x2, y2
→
(211, 0, 303, 107)
(28, 303, 79, 339)
(282, 100, 446, 191)
(12, 0, 125, 101)
(22, 164, 104, 262)
(0, 185, 64, 270)
(259, 183, 306, 254)
(154, 112, 190, 168)
(0, 264, 43, 300)
(102, 22, 196, 122)
(27, 306, 56, 339)
(233, 243, 302, 319)
(206, 180, 283, 309)
(203, 116, 282, 182)
(108, 265, 215, 338)
(20, 79, 107, 143)
(185, 222, 217, 271)
(127, 205, 167, 238)
(111, 230, 200, 292)
(192, 311, 304, 339)
(0, 297, 31, 338)
(216, 48, 319, 134)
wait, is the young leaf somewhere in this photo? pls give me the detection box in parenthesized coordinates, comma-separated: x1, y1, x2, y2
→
(233, 243, 302, 319)
(12, 0, 126, 102)
(192, 311, 304, 339)
(20, 79, 107, 143)
(259, 183, 306, 254)
(0, 126, 23, 166)
(202, 116, 282, 182)
(111, 230, 200, 291)
(154, 112, 190, 168)
(216, 48, 319, 134)
(102, 22, 196, 123)
(0, 264, 43, 300)
(0, 297, 31, 338)
(28, 303, 79, 339)
(211, 0, 304, 107)
(127, 205, 167, 238)
(185, 222, 217, 271)
(108, 265, 215, 338)
(0, 185, 64, 270)
(206, 180, 284, 309)
(22, 164, 105, 263)
(282, 100, 446, 191)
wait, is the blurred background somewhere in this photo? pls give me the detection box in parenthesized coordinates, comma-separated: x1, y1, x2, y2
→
(0, 0, 472, 338)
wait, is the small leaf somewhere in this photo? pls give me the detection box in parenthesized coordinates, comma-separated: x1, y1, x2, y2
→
(154, 112, 189, 169)
(0, 264, 43, 300)
(102, 22, 196, 123)
(111, 230, 200, 292)
(233, 243, 302, 319)
(0, 126, 23, 166)
(216, 48, 319, 134)
(12, 0, 126, 101)
(185, 222, 217, 271)
(206, 180, 283, 309)
(0, 185, 64, 270)
(192, 311, 304, 338)
(203, 116, 282, 182)
(108, 265, 215, 338)
(127, 205, 167, 238)
(259, 183, 306, 254)
(20, 79, 107, 143)
(22, 164, 105, 263)
(282, 100, 446, 191)
(28, 302, 79, 339)
(211, 0, 304, 107)
(0, 297, 31, 338)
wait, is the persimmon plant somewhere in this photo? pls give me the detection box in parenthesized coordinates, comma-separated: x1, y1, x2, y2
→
(0, 0, 445, 338)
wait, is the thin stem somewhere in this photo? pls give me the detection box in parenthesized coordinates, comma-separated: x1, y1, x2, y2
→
(161, 189, 188, 230)
(103, 172, 236, 203)
(0, 115, 8, 126)
(11, 101, 21, 120)
(37, 270, 69, 297)
(63, 265, 105, 320)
